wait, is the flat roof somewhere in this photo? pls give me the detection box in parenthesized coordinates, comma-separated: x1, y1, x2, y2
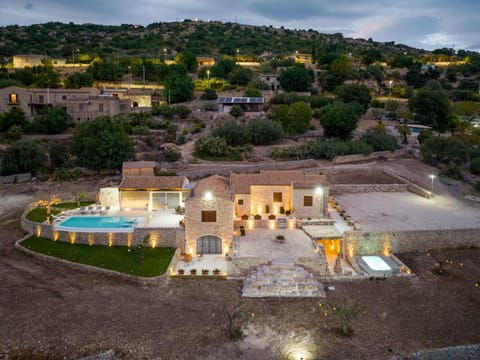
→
(217, 97, 264, 104)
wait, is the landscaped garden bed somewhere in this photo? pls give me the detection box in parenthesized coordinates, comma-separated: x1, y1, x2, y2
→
(20, 236, 175, 277)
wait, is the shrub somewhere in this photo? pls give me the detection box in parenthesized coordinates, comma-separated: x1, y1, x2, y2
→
(163, 147, 182, 162)
(440, 161, 462, 179)
(173, 105, 191, 119)
(470, 158, 480, 175)
(361, 132, 397, 151)
(131, 125, 150, 135)
(0, 140, 47, 176)
(195, 136, 230, 158)
(52, 168, 81, 181)
(200, 88, 218, 100)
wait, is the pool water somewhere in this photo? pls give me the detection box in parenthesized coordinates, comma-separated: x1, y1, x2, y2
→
(56, 216, 138, 233)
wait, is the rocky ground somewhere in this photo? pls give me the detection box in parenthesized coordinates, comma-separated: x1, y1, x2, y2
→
(1, 159, 479, 360)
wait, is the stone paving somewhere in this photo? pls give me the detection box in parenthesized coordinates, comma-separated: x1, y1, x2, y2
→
(242, 258, 325, 298)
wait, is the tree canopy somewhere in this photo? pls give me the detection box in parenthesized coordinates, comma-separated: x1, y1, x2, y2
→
(279, 64, 313, 92)
(175, 51, 198, 73)
(30, 106, 71, 134)
(335, 84, 372, 113)
(164, 74, 194, 104)
(408, 80, 451, 132)
(0, 140, 47, 176)
(319, 102, 360, 139)
(71, 117, 135, 170)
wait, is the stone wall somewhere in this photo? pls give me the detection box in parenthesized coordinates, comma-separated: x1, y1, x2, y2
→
(21, 216, 180, 248)
(0, 172, 31, 184)
(250, 185, 292, 215)
(293, 188, 328, 218)
(234, 194, 251, 218)
(184, 197, 233, 255)
(177, 159, 318, 179)
(344, 228, 480, 256)
(296, 256, 328, 276)
(229, 256, 270, 276)
(329, 184, 408, 195)
(332, 149, 409, 164)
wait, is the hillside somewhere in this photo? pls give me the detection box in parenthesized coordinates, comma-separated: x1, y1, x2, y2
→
(0, 20, 425, 60)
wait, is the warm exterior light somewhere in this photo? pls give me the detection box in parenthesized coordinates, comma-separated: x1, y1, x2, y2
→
(315, 187, 323, 195)
(204, 191, 213, 201)
(69, 232, 76, 244)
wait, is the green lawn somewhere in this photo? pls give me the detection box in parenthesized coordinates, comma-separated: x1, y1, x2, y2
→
(54, 201, 95, 210)
(25, 208, 61, 222)
(25, 202, 95, 222)
(21, 236, 175, 277)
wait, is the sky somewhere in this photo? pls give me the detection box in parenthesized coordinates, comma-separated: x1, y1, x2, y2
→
(1, 0, 479, 52)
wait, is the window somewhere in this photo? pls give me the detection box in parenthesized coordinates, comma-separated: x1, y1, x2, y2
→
(237, 199, 244, 205)
(38, 95, 44, 104)
(304, 196, 313, 207)
(273, 192, 282, 202)
(8, 93, 18, 104)
(99, 103, 104, 112)
(62, 95, 67, 100)
(201, 211, 216, 222)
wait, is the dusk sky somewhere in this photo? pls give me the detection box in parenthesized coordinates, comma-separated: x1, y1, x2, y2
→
(1, 0, 479, 51)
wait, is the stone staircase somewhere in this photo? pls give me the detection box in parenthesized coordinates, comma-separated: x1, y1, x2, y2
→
(242, 258, 326, 298)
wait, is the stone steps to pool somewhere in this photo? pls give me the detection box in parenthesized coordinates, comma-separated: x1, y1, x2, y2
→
(242, 258, 326, 298)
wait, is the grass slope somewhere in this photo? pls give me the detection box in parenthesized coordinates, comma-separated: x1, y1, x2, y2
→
(21, 236, 175, 277)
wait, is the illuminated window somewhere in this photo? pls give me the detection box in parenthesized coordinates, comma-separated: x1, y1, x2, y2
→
(304, 196, 313, 206)
(237, 199, 244, 205)
(201, 211, 216, 222)
(273, 192, 282, 202)
(8, 93, 18, 104)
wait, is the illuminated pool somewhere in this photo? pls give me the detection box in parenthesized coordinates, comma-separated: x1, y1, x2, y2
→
(357, 255, 400, 276)
(56, 216, 138, 233)
(361, 256, 391, 271)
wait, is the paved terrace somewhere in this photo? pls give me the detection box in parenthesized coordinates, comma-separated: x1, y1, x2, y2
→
(336, 192, 480, 231)
(233, 228, 317, 259)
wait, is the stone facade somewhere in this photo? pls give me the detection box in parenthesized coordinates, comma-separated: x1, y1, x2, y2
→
(184, 196, 234, 256)
(292, 188, 328, 218)
(344, 228, 480, 257)
(250, 185, 292, 215)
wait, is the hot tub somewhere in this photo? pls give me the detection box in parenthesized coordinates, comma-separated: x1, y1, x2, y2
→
(356, 255, 400, 277)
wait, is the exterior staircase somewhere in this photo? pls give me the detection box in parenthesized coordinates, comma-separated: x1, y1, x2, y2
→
(242, 258, 326, 298)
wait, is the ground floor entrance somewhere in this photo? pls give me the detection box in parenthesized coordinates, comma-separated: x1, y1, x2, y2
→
(196, 235, 222, 254)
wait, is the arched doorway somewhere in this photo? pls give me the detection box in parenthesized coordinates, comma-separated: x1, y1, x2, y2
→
(196, 235, 222, 254)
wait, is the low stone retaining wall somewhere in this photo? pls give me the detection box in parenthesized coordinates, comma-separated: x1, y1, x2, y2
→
(332, 149, 409, 164)
(0, 172, 31, 184)
(296, 256, 328, 276)
(329, 184, 408, 195)
(344, 228, 480, 256)
(177, 159, 318, 179)
(230, 256, 270, 276)
(21, 216, 181, 248)
(15, 235, 172, 285)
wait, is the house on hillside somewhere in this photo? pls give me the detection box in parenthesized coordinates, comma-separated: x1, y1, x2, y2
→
(196, 56, 215, 67)
(290, 52, 312, 64)
(259, 74, 281, 92)
(217, 96, 264, 113)
(0, 86, 130, 122)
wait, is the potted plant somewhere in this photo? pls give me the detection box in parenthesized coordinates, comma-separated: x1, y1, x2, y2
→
(178, 268, 185, 275)
(213, 268, 221, 275)
(202, 269, 209, 275)
(190, 268, 197, 275)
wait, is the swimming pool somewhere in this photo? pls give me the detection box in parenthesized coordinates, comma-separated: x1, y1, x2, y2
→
(56, 216, 138, 233)
(356, 255, 401, 277)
